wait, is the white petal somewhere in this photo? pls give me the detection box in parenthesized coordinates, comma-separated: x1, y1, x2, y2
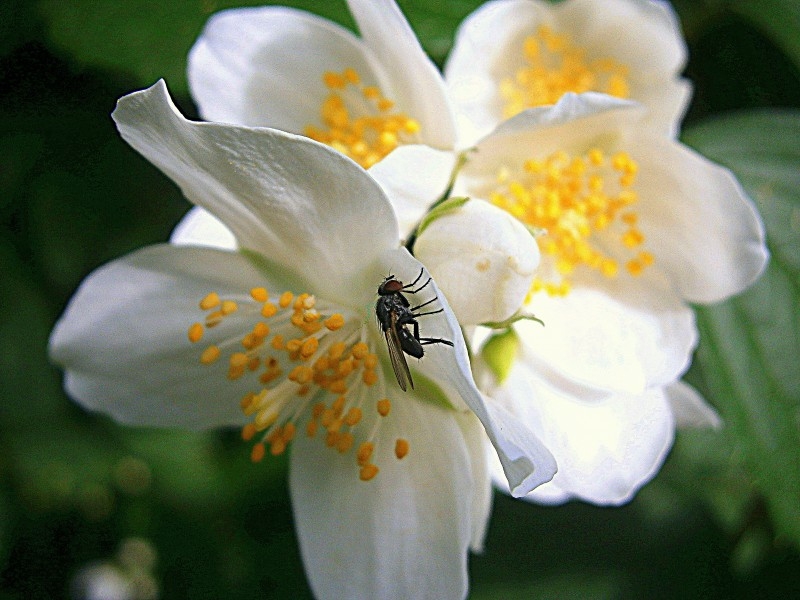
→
(489, 362, 675, 505)
(368, 145, 457, 239)
(170, 207, 237, 250)
(347, 0, 458, 149)
(49, 245, 291, 429)
(380, 247, 557, 496)
(667, 379, 722, 429)
(633, 137, 769, 304)
(112, 81, 399, 305)
(289, 396, 472, 600)
(414, 199, 540, 325)
(521, 272, 698, 395)
(453, 411, 493, 553)
(188, 6, 373, 130)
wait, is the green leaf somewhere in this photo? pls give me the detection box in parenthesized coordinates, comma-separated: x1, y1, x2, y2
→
(35, 0, 357, 96)
(683, 110, 800, 547)
(731, 0, 800, 70)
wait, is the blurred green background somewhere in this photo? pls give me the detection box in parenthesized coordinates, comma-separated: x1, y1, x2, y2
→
(1, 0, 799, 598)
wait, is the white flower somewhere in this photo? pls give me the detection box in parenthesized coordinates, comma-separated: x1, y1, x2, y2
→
(445, 0, 692, 142)
(456, 92, 768, 504)
(49, 81, 557, 600)
(188, 0, 458, 168)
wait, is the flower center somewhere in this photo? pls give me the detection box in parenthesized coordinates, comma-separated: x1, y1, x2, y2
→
(304, 68, 421, 169)
(188, 286, 409, 481)
(500, 25, 630, 118)
(489, 148, 653, 296)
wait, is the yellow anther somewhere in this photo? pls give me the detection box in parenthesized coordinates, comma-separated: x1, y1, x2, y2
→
(325, 314, 345, 330)
(282, 422, 296, 442)
(289, 365, 314, 384)
(261, 302, 277, 317)
(221, 300, 238, 315)
(395, 438, 410, 460)
(188, 323, 204, 343)
(229, 352, 249, 368)
(359, 464, 379, 481)
(321, 408, 336, 428)
(337, 432, 354, 453)
(205, 311, 223, 328)
(270, 438, 287, 456)
(329, 380, 348, 395)
(357, 442, 374, 466)
(351, 342, 369, 359)
(199, 292, 220, 310)
(200, 345, 221, 365)
(344, 407, 362, 426)
(286, 338, 302, 353)
(306, 420, 319, 437)
(251, 443, 266, 463)
(241, 423, 256, 441)
(323, 71, 346, 89)
(279, 291, 294, 308)
(377, 399, 391, 417)
(364, 353, 378, 369)
(301, 337, 319, 358)
(250, 287, 268, 302)
(329, 342, 347, 360)
(338, 358, 354, 377)
(363, 370, 378, 386)
(332, 396, 346, 415)
(252, 322, 270, 338)
(326, 430, 340, 448)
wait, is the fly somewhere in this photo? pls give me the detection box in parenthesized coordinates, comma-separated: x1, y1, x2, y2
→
(375, 269, 454, 391)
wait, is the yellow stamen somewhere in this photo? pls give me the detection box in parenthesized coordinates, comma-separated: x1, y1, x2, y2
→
(188, 322, 204, 343)
(395, 438, 410, 460)
(501, 24, 630, 118)
(199, 292, 220, 310)
(490, 148, 653, 295)
(377, 398, 391, 417)
(304, 68, 421, 168)
(191, 285, 409, 481)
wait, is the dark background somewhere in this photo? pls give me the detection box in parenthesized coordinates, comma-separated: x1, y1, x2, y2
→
(1, 0, 799, 598)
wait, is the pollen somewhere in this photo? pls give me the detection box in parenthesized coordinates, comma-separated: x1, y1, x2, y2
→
(190, 284, 409, 482)
(500, 24, 630, 118)
(490, 148, 653, 295)
(304, 68, 422, 169)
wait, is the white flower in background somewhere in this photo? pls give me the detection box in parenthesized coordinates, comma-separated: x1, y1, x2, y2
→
(188, 0, 458, 169)
(49, 81, 557, 600)
(452, 92, 768, 504)
(445, 0, 692, 142)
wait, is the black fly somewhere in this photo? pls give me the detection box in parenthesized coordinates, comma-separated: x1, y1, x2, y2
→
(375, 269, 454, 391)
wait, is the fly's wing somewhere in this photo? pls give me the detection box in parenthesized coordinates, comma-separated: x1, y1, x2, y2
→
(385, 311, 414, 392)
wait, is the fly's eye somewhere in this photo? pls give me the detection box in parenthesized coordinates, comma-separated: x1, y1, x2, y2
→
(380, 280, 403, 294)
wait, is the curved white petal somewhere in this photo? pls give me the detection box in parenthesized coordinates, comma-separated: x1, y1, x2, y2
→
(414, 199, 540, 325)
(289, 395, 472, 600)
(488, 361, 675, 505)
(49, 245, 293, 429)
(368, 145, 457, 239)
(188, 6, 373, 131)
(381, 247, 557, 496)
(348, 0, 458, 149)
(170, 206, 237, 250)
(445, 0, 690, 139)
(112, 81, 399, 305)
(667, 379, 722, 429)
(632, 137, 769, 304)
(521, 271, 698, 395)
